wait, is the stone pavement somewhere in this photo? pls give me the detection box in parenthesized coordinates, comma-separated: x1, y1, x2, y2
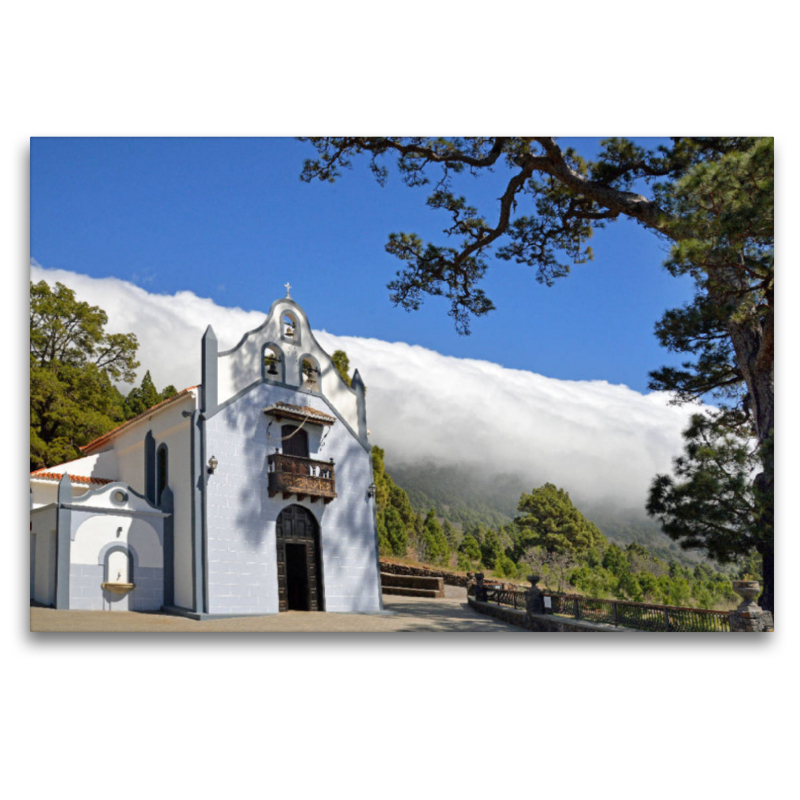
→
(29, 590, 526, 633)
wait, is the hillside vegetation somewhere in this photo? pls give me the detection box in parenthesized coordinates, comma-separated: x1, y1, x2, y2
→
(388, 461, 710, 566)
(373, 448, 749, 610)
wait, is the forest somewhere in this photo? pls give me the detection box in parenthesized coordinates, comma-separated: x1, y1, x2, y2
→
(372, 442, 748, 611)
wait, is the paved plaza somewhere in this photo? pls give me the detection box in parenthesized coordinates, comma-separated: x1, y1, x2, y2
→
(29, 589, 525, 633)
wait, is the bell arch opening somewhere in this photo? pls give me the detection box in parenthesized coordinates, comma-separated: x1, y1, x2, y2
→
(263, 343, 285, 382)
(281, 311, 300, 345)
(300, 354, 321, 392)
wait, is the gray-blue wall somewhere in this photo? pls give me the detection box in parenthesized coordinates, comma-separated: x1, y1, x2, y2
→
(204, 383, 382, 615)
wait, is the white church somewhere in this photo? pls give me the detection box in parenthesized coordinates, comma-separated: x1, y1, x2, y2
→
(30, 289, 384, 618)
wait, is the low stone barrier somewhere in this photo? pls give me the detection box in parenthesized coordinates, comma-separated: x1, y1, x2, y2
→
(470, 575, 774, 633)
(468, 597, 635, 632)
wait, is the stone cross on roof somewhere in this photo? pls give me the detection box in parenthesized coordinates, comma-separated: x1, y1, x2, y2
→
(284, 282, 292, 298)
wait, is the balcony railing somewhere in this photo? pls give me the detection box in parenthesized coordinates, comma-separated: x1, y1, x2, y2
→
(267, 452, 337, 503)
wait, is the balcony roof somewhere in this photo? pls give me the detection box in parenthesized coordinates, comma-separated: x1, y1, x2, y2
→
(263, 402, 336, 426)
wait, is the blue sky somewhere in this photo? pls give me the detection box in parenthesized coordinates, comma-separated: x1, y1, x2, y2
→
(31, 136, 694, 392)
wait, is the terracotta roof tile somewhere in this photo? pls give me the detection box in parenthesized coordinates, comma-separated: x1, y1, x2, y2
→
(30, 471, 113, 486)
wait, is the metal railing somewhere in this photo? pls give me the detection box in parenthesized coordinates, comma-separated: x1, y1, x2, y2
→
(485, 588, 529, 610)
(543, 592, 731, 632)
(482, 588, 731, 632)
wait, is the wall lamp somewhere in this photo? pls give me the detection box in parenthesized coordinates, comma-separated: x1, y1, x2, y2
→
(207, 455, 219, 474)
(367, 483, 377, 499)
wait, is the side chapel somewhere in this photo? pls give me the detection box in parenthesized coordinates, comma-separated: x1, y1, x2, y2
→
(30, 288, 384, 617)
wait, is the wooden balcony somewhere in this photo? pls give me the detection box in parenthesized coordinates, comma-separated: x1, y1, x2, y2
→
(268, 453, 337, 503)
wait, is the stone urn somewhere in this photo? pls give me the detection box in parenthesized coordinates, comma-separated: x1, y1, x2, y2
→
(732, 580, 761, 607)
(527, 574, 544, 614)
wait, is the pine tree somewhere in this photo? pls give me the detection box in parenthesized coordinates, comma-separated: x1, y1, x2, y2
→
(480, 529, 504, 570)
(422, 508, 450, 566)
(516, 484, 605, 556)
(457, 534, 482, 571)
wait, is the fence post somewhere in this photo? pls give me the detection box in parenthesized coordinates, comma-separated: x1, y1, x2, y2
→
(573, 597, 581, 620)
(729, 581, 774, 632)
(612, 601, 619, 627)
(475, 572, 486, 603)
(663, 609, 670, 631)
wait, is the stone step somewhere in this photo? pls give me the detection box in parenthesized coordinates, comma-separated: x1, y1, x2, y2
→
(380, 572, 443, 591)
(381, 586, 442, 599)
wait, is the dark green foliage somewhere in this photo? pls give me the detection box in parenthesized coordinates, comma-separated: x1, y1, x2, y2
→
(122, 371, 178, 420)
(30, 280, 140, 469)
(516, 483, 605, 556)
(421, 509, 450, 566)
(371, 445, 416, 558)
(443, 520, 461, 550)
(377, 516, 390, 554)
(30, 280, 182, 470)
(457, 534, 482, 571)
(384, 506, 409, 557)
(494, 554, 519, 579)
(647, 412, 762, 564)
(479, 528, 504, 570)
(123, 370, 160, 417)
(331, 349, 352, 387)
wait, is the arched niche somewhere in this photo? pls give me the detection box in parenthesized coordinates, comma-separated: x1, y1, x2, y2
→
(263, 342, 286, 383)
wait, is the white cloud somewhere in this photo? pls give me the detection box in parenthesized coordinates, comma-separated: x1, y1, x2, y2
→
(31, 264, 705, 512)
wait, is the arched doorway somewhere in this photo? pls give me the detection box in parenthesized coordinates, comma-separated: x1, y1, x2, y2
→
(275, 505, 323, 612)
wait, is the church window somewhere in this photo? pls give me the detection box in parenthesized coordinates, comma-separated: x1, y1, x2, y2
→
(157, 444, 168, 504)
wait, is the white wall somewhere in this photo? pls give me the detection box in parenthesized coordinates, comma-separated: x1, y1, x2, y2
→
(30, 481, 89, 509)
(216, 299, 361, 433)
(71, 515, 163, 568)
(102, 392, 194, 609)
(68, 485, 167, 612)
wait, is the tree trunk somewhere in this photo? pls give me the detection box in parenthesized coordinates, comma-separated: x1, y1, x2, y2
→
(757, 520, 774, 614)
(725, 310, 774, 613)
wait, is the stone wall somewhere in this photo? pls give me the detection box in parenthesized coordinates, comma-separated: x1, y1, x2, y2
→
(379, 559, 473, 587)
(379, 559, 529, 590)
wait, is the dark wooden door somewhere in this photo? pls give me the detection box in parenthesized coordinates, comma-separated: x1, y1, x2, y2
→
(282, 425, 309, 458)
(275, 505, 322, 612)
(285, 543, 309, 610)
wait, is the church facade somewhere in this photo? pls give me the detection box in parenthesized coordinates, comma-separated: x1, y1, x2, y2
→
(30, 291, 384, 618)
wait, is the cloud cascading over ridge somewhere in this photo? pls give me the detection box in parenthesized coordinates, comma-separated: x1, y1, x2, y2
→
(30, 263, 704, 512)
